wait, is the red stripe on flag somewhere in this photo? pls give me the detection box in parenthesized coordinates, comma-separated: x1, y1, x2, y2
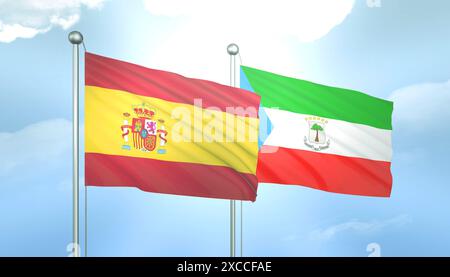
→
(85, 153, 258, 201)
(85, 52, 260, 118)
(257, 146, 392, 197)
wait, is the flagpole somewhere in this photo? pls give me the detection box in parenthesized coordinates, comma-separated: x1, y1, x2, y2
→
(69, 31, 83, 258)
(227, 43, 239, 257)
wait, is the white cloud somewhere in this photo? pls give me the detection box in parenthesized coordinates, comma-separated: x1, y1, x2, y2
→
(0, 119, 71, 176)
(0, 0, 105, 43)
(50, 14, 80, 30)
(142, 0, 354, 84)
(80, 0, 105, 9)
(310, 214, 412, 241)
(143, 0, 354, 43)
(390, 80, 450, 134)
(389, 80, 450, 164)
(0, 22, 47, 43)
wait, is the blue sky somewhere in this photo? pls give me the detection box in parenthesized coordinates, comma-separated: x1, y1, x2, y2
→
(1, 0, 450, 256)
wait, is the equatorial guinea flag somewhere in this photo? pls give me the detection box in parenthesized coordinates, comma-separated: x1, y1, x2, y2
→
(241, 66, 393, 197)
(85, 53, 261, 201)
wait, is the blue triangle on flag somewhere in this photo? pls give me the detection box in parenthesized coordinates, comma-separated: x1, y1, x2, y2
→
(240, 67, 273, 149)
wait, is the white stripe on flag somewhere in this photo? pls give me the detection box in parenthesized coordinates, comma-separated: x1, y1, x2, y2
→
(263, 108, 392, 162)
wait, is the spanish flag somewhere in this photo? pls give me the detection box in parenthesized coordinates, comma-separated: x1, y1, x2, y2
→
(85, 53, 260, 201)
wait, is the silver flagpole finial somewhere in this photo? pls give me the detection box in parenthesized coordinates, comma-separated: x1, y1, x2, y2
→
(227, 43, 239, 55)
(68, 31, 83, 44)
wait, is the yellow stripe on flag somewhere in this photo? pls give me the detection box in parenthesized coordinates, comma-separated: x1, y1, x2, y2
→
(85, 86, 259, 175)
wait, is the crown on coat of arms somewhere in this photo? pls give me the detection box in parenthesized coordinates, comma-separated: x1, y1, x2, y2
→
(132, 103, 155, 119)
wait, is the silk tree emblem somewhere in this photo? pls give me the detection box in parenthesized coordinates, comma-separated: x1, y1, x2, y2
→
(304, 116, 330, 151)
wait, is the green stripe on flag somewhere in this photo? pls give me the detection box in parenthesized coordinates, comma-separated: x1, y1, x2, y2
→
(241, 66, 393, 130)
